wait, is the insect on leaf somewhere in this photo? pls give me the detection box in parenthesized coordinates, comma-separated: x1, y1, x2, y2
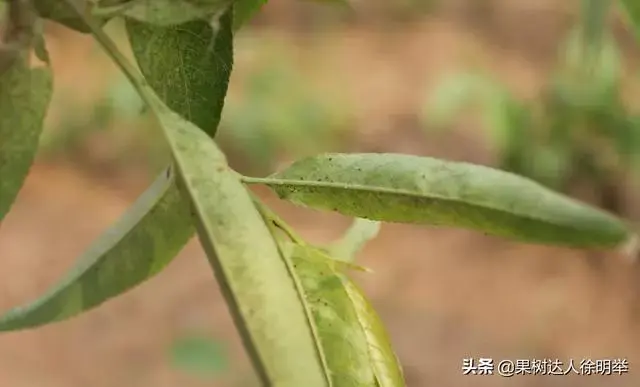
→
(0, 55, 52, 223)
(125, 9, 233, 137)
(0, 168, 195, 331)
(287, 242, 405, 386)
(253, 153, 633, 249)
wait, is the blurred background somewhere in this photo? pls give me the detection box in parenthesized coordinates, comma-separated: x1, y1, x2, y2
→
(3, 0, 640, 385)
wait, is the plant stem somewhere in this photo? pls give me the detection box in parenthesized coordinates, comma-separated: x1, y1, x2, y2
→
(59, 5, 279, 384)
(62, 0, 159, 112)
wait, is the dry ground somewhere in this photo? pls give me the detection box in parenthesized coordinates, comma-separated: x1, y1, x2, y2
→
(2, 5, 640, 387)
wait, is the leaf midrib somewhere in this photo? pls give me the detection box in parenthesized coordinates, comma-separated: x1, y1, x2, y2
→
(246, 176, 625, 239)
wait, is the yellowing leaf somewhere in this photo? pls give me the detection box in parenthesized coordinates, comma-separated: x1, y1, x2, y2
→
(287, 243, 405, 386)
(62, 3, 331, 384)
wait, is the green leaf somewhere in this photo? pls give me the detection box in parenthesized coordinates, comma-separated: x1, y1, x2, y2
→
(0, 168, 195, 331)
(125, 11, 233, 136)
(32, 1, 106, 33)
(70, 4, 330, 384)
(169, 334, 228, 378)
(620, 0, 640, 40)
(233, 0, 266, 31)
(328, 218, 380, 262)
(120, 0, 233, 26)
(287, 243, 405, 386)
(33, 30, 51, 65)
(247, 153, 633, 249)
(159, 101, 328, 386)
(0, 55, 52, 223)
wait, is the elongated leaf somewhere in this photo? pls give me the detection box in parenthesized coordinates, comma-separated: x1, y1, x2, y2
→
(0, 55, 52, 222)
(69, 4, 330, 384)
(157, 100, 328, 386)
(287, 243, 405, 386)
(0, 168, 195, 331)
(251, 153, 632, 249)
(121, 0, 232, 26)
(328, 218, 380, 262)
(125, 11, 233, 136)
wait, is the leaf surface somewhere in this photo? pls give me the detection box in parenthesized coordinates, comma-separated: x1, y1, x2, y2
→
(0, 55, 52, 222)
(287, 243, 405, 386)
(257, 153, 632, 248)
(151, 98, 328, 386)
(0, 168, 195, 330)
(71, 4, 330, 384)
(126, 10, 233, 136)
(121, 0, 232, 26)
(33, 0, 106, 33)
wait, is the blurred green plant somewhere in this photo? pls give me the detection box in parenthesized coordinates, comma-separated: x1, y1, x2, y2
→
(39, 73, 170, 174)
(219, 43, 350, 175)
(39, 35, 350, 178)
(422, 2, 640, 214)
(169, 333, 229, 379)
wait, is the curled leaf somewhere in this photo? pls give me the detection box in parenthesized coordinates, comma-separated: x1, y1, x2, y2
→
(0, 54, 52, 222)
(0, 168, 195, 331)
(252, 153, 632, 249)
(287, 243, 405, 386)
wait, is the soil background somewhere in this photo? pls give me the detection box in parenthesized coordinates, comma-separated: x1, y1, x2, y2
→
(2, 1, 640, 386)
